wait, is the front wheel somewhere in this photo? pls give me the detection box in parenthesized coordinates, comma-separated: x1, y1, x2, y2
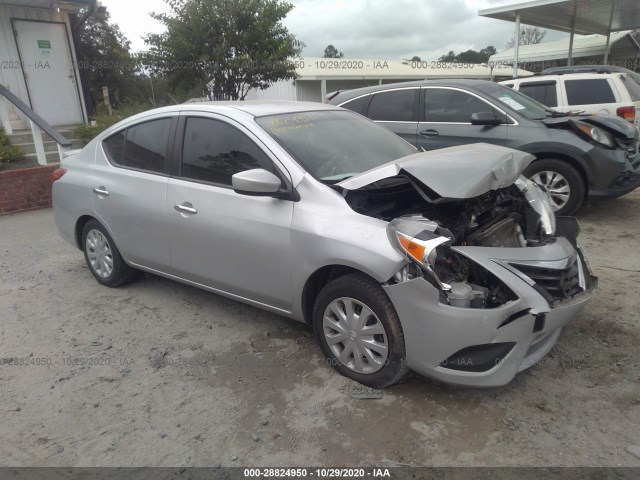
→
(312, 273, 409, 388)
(523, 159, 585, 216)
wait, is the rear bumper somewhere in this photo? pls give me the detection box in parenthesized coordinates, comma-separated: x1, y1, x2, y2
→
(384, 222, 597, 387)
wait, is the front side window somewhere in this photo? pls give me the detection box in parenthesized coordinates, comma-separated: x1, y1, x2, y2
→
(367, 89, 416, 121)
(475, 82, 550, 120)
(181, 117, 276, 186)
(565, 79, 616, 105)
(103, 118, 171, 173)
(423, 88, 500, 123)
(519, 81, 558, 107)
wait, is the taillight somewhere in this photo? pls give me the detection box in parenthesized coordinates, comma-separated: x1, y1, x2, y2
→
(616, 106, 635, 122)
(51, 168, 67, 186)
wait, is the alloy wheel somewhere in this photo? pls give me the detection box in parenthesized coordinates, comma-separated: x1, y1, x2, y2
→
(530, 170, 570, 211)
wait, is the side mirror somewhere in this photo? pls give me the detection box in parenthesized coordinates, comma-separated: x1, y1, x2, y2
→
(232, 168, 284, 196)
(470, 112, 503, 126)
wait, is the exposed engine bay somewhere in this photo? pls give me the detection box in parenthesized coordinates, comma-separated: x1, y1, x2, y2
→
(341, 176, 555, 248)
(338, 176, 559, 309)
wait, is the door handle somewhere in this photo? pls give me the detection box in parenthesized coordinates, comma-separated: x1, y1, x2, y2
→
(419, 129, 439, 137)
(174, 203, 197, 214)
(93, 186, 109, 196)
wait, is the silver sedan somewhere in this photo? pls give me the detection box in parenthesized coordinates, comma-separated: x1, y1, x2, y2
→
(52, 101, 597, 388)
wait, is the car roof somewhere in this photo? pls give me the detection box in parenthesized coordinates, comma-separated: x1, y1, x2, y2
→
(542, 65, 635, 75)
(98, 101, 343, 140)
(126, 100, 341, 120)
(330, 79, 497, 103)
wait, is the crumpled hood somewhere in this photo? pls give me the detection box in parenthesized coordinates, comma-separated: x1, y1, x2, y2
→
(337, 143, 535, 200)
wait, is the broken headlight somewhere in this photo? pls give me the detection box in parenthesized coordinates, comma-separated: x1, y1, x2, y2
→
(387, 217, 452, 291)
(574, 121, 615, 149)
(516, 176, 556, 235)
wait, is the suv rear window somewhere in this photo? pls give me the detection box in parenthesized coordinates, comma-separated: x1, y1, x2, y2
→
(565, 79, 616, 105)
(518, 81, 558, 107)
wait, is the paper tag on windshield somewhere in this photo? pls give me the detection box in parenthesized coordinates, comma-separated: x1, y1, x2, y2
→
(498, 95, 526, 111)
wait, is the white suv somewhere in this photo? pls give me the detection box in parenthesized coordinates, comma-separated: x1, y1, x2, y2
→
(500, 66, 640, 131)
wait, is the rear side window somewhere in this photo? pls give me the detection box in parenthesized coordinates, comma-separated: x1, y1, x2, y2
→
(340, 95, 369, 114)
(102, 118, 171, 173)
(519, 81, 558, 107)
(565, 79, 616, 105)
(367, 89, 416, 121)
(181, 117, 276, 186)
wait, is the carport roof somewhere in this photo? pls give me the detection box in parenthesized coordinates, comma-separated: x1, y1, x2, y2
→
(488, 31, 638, 63)
(0, 0, 94, 9)
(479, 0, 640, 36)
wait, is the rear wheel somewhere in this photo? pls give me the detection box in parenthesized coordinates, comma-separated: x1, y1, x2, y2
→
(523, 159, 585, 216)
(312, 273, 409, 388)
(82, 219, 136, 287)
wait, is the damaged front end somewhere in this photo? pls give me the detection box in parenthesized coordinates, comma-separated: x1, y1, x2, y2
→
(337, 144, 598, 386)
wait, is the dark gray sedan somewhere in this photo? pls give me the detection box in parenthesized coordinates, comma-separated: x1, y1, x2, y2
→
(330, 79, 640, 216)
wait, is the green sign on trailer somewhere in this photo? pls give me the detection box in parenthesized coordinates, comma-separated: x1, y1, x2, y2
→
(37, 40, 51, 49)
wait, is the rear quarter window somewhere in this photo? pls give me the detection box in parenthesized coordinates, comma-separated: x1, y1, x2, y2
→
(565, 78, 616, 105)
(518, 81, 558, 107)
(339, 95, 369, 114)
(103, 131, 125, 163)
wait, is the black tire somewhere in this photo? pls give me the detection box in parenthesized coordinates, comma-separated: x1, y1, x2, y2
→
(523, 159, 585, 216)
(312, 273, 409, 388)
(81, 219, 136, 287)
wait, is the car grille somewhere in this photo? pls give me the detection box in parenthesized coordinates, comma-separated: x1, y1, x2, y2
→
(512, 259, 582, 301)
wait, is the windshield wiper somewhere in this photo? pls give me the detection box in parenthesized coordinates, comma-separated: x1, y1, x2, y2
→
(321, 173, 355, 184)
(545, 108, 570, 118)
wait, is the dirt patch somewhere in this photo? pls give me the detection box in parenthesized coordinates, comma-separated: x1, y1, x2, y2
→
(0, 192, 639, 467)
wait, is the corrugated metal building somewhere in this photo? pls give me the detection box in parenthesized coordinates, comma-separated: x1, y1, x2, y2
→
(245, 57, 530, 102)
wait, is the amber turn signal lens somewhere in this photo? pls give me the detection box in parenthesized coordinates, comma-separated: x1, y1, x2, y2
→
(397, 233, 426, 263)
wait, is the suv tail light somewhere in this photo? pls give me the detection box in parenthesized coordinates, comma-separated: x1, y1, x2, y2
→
(51, 168, 67, 186)
(616, 106, 635, 122)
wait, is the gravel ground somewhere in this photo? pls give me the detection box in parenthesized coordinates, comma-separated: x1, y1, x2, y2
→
(0, 193, 639, 467)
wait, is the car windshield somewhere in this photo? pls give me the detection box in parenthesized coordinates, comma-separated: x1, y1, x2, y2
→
(256, 110, 417, 182)
(476, 82, 557, 120)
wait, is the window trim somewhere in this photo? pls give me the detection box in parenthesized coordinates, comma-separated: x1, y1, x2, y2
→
(101, 116, 177, 176)
(172, 112, 297, 199)
(364, 87, 420, 123)
(419, 86, 518, 126)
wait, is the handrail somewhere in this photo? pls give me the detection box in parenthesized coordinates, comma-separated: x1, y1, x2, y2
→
(0, 84, 72, 147)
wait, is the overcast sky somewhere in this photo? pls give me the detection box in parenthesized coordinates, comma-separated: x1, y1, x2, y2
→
(104, 0, 569, 60)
